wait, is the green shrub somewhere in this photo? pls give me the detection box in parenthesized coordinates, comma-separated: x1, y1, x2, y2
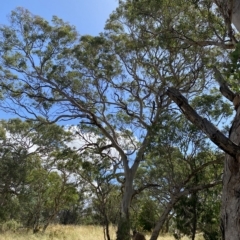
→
(0, 219, 21, 232)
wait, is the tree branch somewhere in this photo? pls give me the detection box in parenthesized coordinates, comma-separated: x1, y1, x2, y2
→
(132, 183, 161, 198)
(166, 87, 240, 157)
(183, 180, 222, 195)
(213, 66, 236, 102)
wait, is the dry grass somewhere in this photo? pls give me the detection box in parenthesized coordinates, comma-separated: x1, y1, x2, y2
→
(0, 225, 204, 240)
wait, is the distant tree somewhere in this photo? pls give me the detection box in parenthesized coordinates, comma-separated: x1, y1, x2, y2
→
(174, 193, 201, 240)
(0, 119, 37, 220)
(199, 187, 222, 240)
(21, 167, 78, 233)
(58, 191, 86, 225)
(0, 118, 79, 232)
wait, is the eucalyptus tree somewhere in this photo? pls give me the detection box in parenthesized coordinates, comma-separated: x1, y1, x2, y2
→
(0, 2, 228, 239)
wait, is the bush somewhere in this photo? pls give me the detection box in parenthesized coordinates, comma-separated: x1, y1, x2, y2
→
(137, 200, 158, 231)
(0, 219, 21, 232)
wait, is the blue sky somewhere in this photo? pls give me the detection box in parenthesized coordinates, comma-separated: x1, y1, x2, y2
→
(0, 0, 118, 120)
(0, 0, 118, 35)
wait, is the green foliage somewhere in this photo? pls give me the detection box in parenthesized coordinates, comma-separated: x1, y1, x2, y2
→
(174, 193, 201, 238)
(200, 188, 221, 240)
(191, 93, 233, 121)
(173, 186, 222, 240)
(21, 167, 78, 230)
(223, 42, 240, 92)
(116, 217, 131, 240)
(0, 118, 81, 233)
(137, 199, 158, 231)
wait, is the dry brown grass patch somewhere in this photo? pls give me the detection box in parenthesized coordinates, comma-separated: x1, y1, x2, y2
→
(0, 225, 204, 240)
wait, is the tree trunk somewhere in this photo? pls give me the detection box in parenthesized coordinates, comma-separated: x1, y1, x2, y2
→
(217, 2, 240, 238)
(191, 192, 197, 240)
(150, 200, 177, 240)
(221, 105, 240, 240)
(214, 0, 240, 33)
(232, 0, 240, 32)
(103, 211, 111, 240)
(116, 171, 134, 240)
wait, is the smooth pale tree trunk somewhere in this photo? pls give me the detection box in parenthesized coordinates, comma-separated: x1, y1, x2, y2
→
(116, 136, 149, 240)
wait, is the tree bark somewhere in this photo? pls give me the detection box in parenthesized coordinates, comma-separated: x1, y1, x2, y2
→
(116, 169, 135, 240)
(220, 106, 240, 240)
(166, 87, 240, 157)
(150, 198, 177, 240)
(166, 87, 240, 240)
(214, 66, 240, 238)
(213, 0, 240, 33)
(232, 0, 240, 32)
